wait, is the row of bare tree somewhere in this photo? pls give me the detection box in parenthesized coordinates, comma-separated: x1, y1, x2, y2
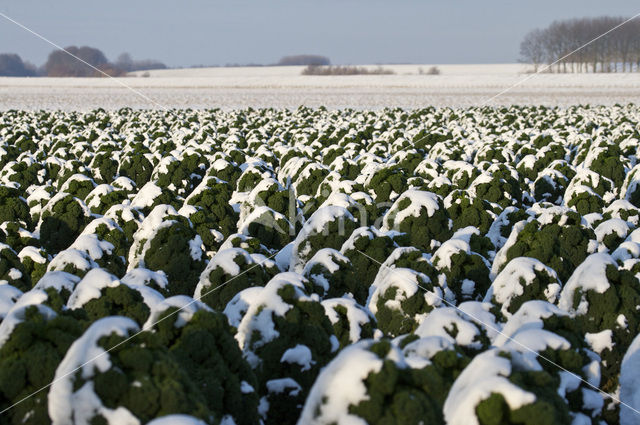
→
(520, 16, 640, 73)
(0, 47, 166, 77)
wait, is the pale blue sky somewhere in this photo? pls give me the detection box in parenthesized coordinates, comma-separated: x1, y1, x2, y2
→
(0, 0, 638, 67)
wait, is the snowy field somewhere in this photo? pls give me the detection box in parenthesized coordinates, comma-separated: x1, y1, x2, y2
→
(0, 64, 639, 110)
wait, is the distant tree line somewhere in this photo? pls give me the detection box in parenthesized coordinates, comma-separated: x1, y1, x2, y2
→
(302, 65, 394, 76)
(278, 55, 330, 66)
(0, 49, 334, 77)
(0, 46, 166, 77)
(520, 16, 640, 73)
(0, 54, 37, 76)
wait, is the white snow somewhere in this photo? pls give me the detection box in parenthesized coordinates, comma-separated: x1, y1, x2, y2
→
(485, 257, 561, 317)
(281, 345, 315, 371)
(143, 295, 212, 330)
(48, 316, 141, 425)
(443, 349, 536, 425)
(266, 378, 302, 397)
(0, 284, 23, 319)
(66, 268, 120, 309)
(121, 267, 169, 290)
(33, 271, 81, 293)
(382, 189, 441, 231)
(146, 415, 207, 425)
(414, 307, 484, 348)
(234, 272, 311, 364)
(0, 303, 57, 348)
(585, 330, 614, 354)
(322, 297, 374, 344)
(621, 332, 640, 424)
(558, 253, 617, 315)
(298, 340, 393, 425)
(367, 267, 440, 317)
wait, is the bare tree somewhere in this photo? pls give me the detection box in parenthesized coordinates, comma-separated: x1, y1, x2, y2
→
(519, 29, 545, 72)
(45, 46, 112, 77)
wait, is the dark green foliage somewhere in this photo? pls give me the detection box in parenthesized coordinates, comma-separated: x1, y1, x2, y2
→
(217, 233, 268, 255)
(533, 172, 569, 205)
(433, 244, 491, 302)
(323, 301, 375, 348)
(472, 340, 600, 425)
(199, 249, 274, 311)
(87, 189, 130, 215)
(119, 154, 153, 188)
(366, 167, 408, 204)
(248, 180, 294, 217)
(93, 223, 130, 259)
(0, 245, 31, 291)
(6, 161, 43, 190)
(39, 195, 91, 254)
(0, 186, 32, 229)
(61, 175, 96, 200)
(570, 265, 640, 394)
(505, 213, 595, 283)
(236, 164, 273, 193)
(349, 358, 445, 424)
(303, 249, 356, 300)
(19, 249, 48, 285)
(314, 339, 471, 425)
(244, 284, 336, 425)
(294, 164, 330, 197)
(0, 221, 39, 254)
(153, 309, 260, 425)
(207, 160, 241, 186)
(587, 143, 626, 188)
(340, 229, 399, 304)
(81, 284, 151, 326)
(489, 208, 531, 252)
(143, 217, 206, 296)
(445, 190, 496, 234)
(328, 157, 361, 181)
(602, 201, 640, 225)
(425, 176, 453, 198)
(187, 178, 238, 241)
(472, 171, 522, 209)
(384, 248, 440, 280)
(625, 180, 640, 208)
(446, 165, 480, 191)
(493, 266, 560, 317)
(393, 150, 424, 174)
(373, 270, 439, 336)
(566, 188, 604, 215)
(93, 242, 126, 278)
(293, 207, 359, 269)
(91, 152, 119, 184)
(0, 307, 85, 425)
(476, 377, 570, 425)
(569, 170, 613, 198)
(242, 208, 294, 251)
(155, 154, 206, 195)
(186, 208, 225, 253)
(92, 331, 214, 424)
(384, 192, 452, 251)
(3, 104, 640, 425)
(597, 222, 628, 252)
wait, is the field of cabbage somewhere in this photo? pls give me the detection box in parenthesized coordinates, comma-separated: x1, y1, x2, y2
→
(2, 105, 640, 424)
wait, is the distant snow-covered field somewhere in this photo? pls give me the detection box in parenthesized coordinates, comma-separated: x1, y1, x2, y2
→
(0, 63, 639, 110)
